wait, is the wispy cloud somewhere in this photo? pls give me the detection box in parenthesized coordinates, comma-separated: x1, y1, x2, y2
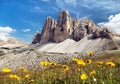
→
(98, 13, 120, 34)
(56, 0, 120, 10)
(41, 0, 50, 2)
(56, 0, 120, 19)
(30, 5, 57, 15)
(0, 26, 16, 41)
(30, 6, 47, 13)
(22, 28, 30, 32)
(52, 7, 59, 12)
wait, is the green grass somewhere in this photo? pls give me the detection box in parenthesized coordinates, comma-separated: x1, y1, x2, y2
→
(0, 52, 120, 84)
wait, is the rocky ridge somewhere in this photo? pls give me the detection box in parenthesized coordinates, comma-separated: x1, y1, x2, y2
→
(0, 38, 26, 45)
(0, 38, 29, 54)
(32, 10, 114, 44)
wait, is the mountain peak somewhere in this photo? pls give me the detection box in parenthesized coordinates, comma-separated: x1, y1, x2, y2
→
(60, 9, 69, 15)
(32, 10, 115, 44)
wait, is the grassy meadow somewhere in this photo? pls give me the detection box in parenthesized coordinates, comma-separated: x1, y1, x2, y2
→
(0, 51, 120, 84)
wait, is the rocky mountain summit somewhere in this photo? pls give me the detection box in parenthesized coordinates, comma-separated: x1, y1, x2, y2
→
(32, 10, 114, 44)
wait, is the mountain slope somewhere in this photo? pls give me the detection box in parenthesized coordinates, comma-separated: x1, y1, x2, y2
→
(36, 36, 118, 53)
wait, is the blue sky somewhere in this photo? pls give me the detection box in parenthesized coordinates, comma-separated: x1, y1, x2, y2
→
(0, 0, 120, 42)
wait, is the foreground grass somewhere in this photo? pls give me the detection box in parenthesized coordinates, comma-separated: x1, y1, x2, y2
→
(0, 51, 120, 84)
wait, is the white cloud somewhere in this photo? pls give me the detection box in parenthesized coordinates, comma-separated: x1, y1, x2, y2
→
(22, 28, 30, 32)
(52, 7, 59, 12)
(0, 26, 16, 41)
(98, 13, 120, 34)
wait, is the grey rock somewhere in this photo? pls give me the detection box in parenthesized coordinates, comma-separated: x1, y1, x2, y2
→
(80, 18, 96, 35)
(72, 25, 87, 41)
(91, 26, 113, 39)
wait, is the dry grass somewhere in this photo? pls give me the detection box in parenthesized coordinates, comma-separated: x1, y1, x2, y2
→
(0, 51, 120, 84)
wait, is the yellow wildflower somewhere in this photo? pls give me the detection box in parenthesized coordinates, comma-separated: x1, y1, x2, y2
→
(9, 74, 14, 78)
(87, 51, 93, 56)
(62, 65, 69, 73)
(9, 74, 21, 81)
(86, 59, 92, 64)
(2, 67, 11, 73)
(77, 68, 81, 71)
(25, 74, 30, 78)
(19, 66, 28, 72)
(40, 61, 49, 67)
(31, 79, 35, 82)
(97, 61, 103, 67)
(106, 62, 115, 67)
(49, 62, 57, 66)
(90, 70, 96, 75)
(19, 66, 25, 70)
(80, 73, 88, 80)
(76, 59, 86, 66)
(23, 69, 28, 73)
(72, 57, 78, 62)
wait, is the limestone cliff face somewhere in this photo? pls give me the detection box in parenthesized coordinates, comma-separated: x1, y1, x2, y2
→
(54, 10, 73, 42)
(40, 17, 57, 44)
(32, 10, 114, 44)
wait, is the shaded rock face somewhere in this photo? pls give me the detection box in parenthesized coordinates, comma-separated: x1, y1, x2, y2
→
(32, 32, 41, 44)
(72, 25, 87, 41)
(32, 10, 114, 44)
(40, 17, 57, 44)
(91, 27, 113, 39)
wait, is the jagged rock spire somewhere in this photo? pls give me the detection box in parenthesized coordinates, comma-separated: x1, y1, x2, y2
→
(39, 16, 57, 44)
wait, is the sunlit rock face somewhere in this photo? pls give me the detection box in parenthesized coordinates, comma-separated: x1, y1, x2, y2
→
(54, 10, 73, 42)
(39, 17, 57, 44)
(32, 10, 114, 44)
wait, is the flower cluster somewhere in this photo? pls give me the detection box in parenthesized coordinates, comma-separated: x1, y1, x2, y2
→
(40, 61, 57, 67)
